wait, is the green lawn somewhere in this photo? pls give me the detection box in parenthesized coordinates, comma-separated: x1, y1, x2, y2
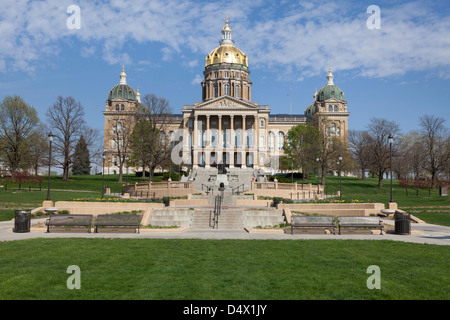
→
(1, 174, 449, 225)
(0, 239, 448, 300)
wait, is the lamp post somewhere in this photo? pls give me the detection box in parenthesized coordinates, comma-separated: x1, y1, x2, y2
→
(316, 157, 320, 195)
(388, 134, 394, 203)
(46, 132, 54, 201)
(107, 158, 111, 191)
(338, 154, 343, 201)
(101, 152, 105, 199)
(126, 155, 129, 185)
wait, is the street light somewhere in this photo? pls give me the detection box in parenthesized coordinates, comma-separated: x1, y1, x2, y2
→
(126, 155, 129, 185)
(316, 157, 320, 195)
(46, 132, 54, 201)
(102, 152, 105, 199)
(388, 134, 394, 203)
(107, 158, 111, 190)
(338, 154, 343, 201)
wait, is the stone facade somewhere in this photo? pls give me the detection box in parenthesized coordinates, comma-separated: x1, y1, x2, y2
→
(102, 19, 349, 174)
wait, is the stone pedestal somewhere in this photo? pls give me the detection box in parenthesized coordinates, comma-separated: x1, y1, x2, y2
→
(388, 202, 398, 210)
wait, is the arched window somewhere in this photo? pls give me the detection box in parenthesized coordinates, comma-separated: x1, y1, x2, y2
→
(160, 131, 166, 146)
(331, 91, 335, 98)
(116, 122, 122, 134)
(235, 85, 240, 98)
(224, 84, 230, 95)
(328, 105, 333, 112)
(169, 131, 174, 148)
(121, 104, 125, 111)
(115, 104, 119, 111)
(214, 84, 218, 98)
(330, 123, 336, 135)
(269, 131, 275, 151)
(278, 131, 285, 151)
(334, 105, 338, 112)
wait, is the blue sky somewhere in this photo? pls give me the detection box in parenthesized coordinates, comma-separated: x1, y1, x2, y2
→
(1, 0, 450, 136)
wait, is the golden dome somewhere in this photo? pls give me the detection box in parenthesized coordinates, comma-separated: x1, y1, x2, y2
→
(206, 45, 248, 68)
(205, 18, 248, 69)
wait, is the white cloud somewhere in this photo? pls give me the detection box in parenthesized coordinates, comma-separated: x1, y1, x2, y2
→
(1, 0, 450, 80)
(81, 46, 95, 58)
(191, 74, 203, 86)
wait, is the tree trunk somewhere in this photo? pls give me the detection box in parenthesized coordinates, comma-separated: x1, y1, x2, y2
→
(377, 173, 383, 188)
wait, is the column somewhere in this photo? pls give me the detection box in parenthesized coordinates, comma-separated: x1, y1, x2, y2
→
(193, 115, 198, 167)
(230, 115, 234, 168)
(241, 115, 246, 168)
(218, 115, 223, 164)
(205, 115, 210, 168)
(182, 116, 189, 164)
(254, 114, 259, 168)
(242, 115, 246, 149)
(206, 115, 211, 147)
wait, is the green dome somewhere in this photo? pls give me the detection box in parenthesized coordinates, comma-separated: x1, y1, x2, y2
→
(317, 84, 345, 102)
(137, 103, 148, 114)
(108, 84, 137, 101)
(305, 103, 317, 116)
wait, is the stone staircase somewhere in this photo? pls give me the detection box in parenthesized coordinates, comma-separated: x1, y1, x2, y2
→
(191, 167, 257, 193)
(190, 209, 244, 229)
(149, 182, 286, 230)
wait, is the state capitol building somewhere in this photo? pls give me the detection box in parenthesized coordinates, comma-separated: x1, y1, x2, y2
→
(102, 18, 350, 175)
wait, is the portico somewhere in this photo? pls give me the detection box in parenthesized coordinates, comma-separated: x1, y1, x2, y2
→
(182, 96, 271, 170)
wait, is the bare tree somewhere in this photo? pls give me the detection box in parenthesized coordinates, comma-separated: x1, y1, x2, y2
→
(81, 126, 103, 174)
(311, 115, 352, 186)
(366, 118, 401, 188)
(46, 96, 88, 180)
(109, 115, 134, 182)
(419, 115, 450, 188)
(129, 94, 172, 180)
(348, 130, 371, 179)
(396, 130, 425, 179)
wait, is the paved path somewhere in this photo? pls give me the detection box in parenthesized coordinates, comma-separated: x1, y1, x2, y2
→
(1, 218, 450, 246)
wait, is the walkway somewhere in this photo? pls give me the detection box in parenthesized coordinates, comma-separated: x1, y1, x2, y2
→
(1, 217, 449, 246)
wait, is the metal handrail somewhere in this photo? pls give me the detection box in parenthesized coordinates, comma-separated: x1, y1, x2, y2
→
(209, 194, 222, 229)
(232, 184, 245, 195)
(202, 183, 213, 195)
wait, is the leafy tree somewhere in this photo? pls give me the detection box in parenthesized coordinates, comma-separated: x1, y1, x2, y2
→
(72, 135, 91, 175)
(0, 95, 40, 173)
(283, 122, 320, 178)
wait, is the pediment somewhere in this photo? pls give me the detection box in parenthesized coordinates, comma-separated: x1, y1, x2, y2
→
(193, 96, 259, 111)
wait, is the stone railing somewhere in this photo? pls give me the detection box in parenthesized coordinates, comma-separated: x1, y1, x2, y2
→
(122, 181, 197, 198)
(251, 181, 324, 200)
